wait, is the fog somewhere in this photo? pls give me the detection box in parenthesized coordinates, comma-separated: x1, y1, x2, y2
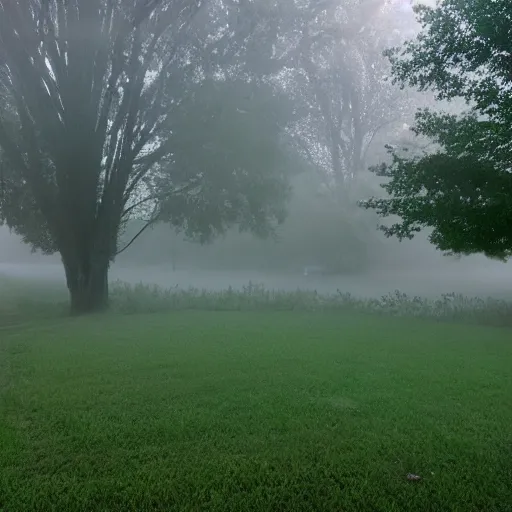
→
(2, 226, 511, 301)
(0, 0, 510, 305)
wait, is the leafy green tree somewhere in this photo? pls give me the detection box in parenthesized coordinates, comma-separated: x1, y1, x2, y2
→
(362, 0, 512, 258)
(0, 0, 295, 313)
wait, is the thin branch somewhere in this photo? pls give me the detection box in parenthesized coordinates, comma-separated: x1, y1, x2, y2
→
(116, 217, 157, 255)
(121, 194, 159, 218)
(122, 181, 200, 217)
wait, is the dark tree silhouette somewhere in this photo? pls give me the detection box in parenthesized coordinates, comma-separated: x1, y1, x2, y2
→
(362, 0, 512, 259)
(0, 0, 294, 313)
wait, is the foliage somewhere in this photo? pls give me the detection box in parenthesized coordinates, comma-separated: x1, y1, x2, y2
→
(116, 168, 382, 274)
(151, 79, 295, 242)
(3, 272, 512, 328)
(268, 172, 377, 273)
(280, 0, 416, 192)
(108, 281, 512, 327)
(3, 269, 512, 328)
(0, 0, 297, 312)
(361, 0, 512, 258)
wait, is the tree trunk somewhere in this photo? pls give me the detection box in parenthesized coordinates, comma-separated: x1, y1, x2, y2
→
(63, 253, 110, 315)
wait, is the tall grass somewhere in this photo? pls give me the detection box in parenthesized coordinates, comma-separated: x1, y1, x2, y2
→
(109, 280, 512, 327)
(2, 273, 512, 327)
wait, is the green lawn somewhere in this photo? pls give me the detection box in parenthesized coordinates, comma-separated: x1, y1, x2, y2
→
(1, 312, 511, 511)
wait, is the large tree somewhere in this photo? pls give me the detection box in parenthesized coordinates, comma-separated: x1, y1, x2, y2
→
(362, 0, 512, 258)
(0, 0, 295, 313)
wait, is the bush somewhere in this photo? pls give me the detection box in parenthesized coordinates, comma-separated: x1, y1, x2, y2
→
(109, 280, 512, 327)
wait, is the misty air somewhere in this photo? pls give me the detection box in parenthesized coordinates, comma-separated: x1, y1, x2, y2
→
(0, 1, 510, 511)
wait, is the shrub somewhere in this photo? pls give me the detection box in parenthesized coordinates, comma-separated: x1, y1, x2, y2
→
(109, 280, 512, 327)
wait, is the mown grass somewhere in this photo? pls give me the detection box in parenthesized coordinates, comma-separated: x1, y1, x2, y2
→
(1, 311, 511, 511)
(0, 275, 67, 329)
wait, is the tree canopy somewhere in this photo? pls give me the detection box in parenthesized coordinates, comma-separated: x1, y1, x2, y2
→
(280, 0, 416, 197)
(0, 0, 297, 312)
(361, 0, 512, 258)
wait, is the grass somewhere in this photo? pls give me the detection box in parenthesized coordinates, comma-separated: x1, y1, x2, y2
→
(1, 311, 511, 511)
(3, 273, 512, 328)
(108, 281, 512, 327)
(0, 276, 67, 328)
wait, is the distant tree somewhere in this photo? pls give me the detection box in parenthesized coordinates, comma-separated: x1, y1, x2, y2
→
(362, 0, 512, 259)
(247, 0, 417, 272)
(280, 0, 416, 200)
(0, 0, 295, 313)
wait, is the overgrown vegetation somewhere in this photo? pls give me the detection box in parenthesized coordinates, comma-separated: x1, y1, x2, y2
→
(109, 281, 512, 326)
(2, 275, 512, 328)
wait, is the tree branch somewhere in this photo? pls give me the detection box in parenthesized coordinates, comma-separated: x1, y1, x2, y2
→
(116, 217, 157, 256)
(122, 181, 200, 218)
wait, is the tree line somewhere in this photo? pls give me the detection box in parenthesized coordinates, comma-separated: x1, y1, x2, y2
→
(0, 0, 510, 313)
